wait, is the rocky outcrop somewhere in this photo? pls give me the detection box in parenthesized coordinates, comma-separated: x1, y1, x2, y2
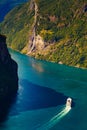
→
(0, 34, 18, 121)
(28, 1, 45, 54)
(35, 35, 45, 50)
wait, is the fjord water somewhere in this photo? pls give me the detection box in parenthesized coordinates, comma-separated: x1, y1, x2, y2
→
(1, 49, 87, 130)
(0, 0, 28, 22)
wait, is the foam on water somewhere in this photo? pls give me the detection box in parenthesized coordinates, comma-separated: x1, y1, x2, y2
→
(38, 105, 71, 130)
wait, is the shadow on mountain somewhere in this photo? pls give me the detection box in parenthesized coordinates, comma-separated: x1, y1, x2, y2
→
(0, 34, 18, 122)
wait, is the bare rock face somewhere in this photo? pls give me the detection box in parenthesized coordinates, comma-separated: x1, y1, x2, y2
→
(35, 35, 45, 50)
(0, 34, 18, 122)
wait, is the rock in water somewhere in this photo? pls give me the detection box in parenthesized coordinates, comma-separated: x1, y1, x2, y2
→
(0, 34, 18, 122)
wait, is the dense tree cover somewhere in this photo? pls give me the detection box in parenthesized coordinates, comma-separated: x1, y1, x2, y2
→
(0, 0, 87, 68)
(0, 2, 34, 51)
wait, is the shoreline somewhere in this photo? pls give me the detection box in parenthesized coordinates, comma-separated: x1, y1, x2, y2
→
(8, 47, 87, 71)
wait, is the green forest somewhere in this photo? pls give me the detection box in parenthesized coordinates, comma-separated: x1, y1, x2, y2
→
(0, 0, 87, 68)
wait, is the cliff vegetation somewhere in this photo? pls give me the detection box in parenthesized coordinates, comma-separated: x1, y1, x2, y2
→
(0, 0, 87, 68)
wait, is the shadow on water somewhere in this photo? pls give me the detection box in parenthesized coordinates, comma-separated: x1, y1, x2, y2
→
(0, 90, 17, 123)
(9, 79, 75, 116)
(0, 62, 18, 123)
(0, 78, 75, 122)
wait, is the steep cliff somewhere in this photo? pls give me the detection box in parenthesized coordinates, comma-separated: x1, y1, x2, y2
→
(0, 34, 18, 121)
(28, 0, 45, 54)
(0, 0, 87, 68)
(0, 34, 18, 95)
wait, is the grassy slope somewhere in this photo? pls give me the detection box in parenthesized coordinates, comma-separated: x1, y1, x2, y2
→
(0, 0, 87, 68)
(0, 2, 34, 51)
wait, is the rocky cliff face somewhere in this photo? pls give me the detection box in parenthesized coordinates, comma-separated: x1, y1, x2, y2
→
(0, 0, 87, 68)
(28, 0, 45, 54)
(0, 34, 18, 121)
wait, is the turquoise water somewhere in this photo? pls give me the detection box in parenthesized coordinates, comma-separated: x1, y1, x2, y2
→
(1, 49, 87, 130)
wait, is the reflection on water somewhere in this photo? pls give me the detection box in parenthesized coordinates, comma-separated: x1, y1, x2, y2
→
(8, 49, 87, 130)
(31, 61, 44, 73)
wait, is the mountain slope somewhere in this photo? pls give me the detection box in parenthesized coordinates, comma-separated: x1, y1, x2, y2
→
(0, 34, 18, 121)
(0, 0, 28, 22)
(0, 0, 87, 68)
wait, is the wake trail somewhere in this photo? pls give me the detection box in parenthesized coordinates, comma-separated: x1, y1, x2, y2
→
(37, 106, 71, 130)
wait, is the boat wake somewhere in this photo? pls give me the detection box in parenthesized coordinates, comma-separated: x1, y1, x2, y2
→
(37, 98, 72, 130)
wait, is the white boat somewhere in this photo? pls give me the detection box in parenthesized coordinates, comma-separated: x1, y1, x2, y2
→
(66, 97, 72, 108)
